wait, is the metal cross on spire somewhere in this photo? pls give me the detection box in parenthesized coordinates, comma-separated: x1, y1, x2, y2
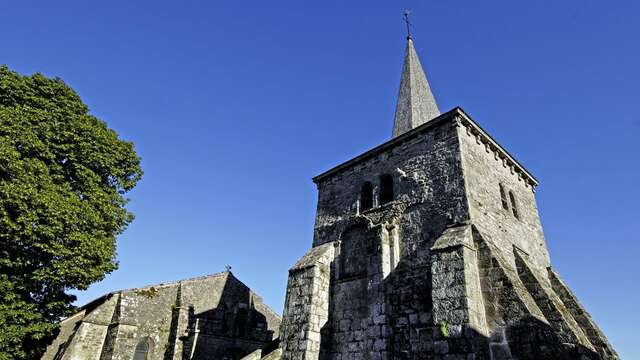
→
(404, 10, 412, 40)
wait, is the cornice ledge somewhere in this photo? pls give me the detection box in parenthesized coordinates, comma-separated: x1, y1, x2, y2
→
(454, 109, 539, 191)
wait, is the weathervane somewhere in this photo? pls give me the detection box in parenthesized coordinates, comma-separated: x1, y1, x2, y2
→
(404, 10, 412, 40)
(225, 264, 232, 272)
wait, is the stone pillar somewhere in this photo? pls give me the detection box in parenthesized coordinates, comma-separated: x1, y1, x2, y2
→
(280, 242, 335, 360)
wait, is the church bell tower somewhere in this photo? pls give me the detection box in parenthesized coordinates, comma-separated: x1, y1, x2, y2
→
(278, 27, 619, 360)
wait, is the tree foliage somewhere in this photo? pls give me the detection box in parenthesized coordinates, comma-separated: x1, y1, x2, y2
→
(0, 66, 142, 359)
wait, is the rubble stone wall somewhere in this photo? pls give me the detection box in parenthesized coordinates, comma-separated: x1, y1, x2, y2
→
(457, 118, 550, 270)
(42, 273, 280, 360)
(57, 294, 119, 360)
(280, 243, 335, 360)
(284, 109, 619, 360)
(311, 117, 470, 359)
(313, 117, 469, 250)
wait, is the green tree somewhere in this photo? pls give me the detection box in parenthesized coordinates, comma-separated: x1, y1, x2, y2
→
(0, 66, 142, 359)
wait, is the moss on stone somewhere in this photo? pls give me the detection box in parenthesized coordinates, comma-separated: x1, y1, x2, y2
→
(135, 286, 159, 299)
(439, 321, 449, 338)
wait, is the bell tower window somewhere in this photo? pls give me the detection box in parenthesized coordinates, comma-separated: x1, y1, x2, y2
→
(379, 174, 394, 204)
(360, 182, 373, 211)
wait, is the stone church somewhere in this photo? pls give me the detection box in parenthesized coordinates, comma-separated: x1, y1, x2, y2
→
(42, 272, 282, 360)
(44, 35, 618, 360)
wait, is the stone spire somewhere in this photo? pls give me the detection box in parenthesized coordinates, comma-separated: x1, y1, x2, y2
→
(392, 38, 440, 138)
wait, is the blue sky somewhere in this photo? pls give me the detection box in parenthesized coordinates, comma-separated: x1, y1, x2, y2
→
(2, 1, 638, 357)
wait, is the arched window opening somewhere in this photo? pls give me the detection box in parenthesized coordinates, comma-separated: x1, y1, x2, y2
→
(379, 174, 394, 205)
(360, 182, 373, 211)
(133, 337, 152, 360)
(509, 191, 519, 219)
(499, 183, 509, 210)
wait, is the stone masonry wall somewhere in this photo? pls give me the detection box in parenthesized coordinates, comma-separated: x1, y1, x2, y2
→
(280, 243, 335, 360)
(107, 283, 179, 360)
(56, 294, 119, 360)
(472, 227, 614, 359)
(514, 250, 593, 349)
(43, 272, 280, 360)
(457, 116, 550, 271)
(310, 115, 471, 359)
(321, 224, 395, 360)
(430, 224, 487, 337)
(313, 116, 469, 250)
(307, 114, 479, 359)
(41, 310, 87, 360)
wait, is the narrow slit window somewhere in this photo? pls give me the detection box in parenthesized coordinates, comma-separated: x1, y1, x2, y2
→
(379, 174, 394, 204)
(509, 190, 519, 219)
(360, 182, 374, 211)
(499, 183, 509, 210)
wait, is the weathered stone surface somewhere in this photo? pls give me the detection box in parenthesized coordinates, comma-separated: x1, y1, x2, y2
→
(43, 294, 119, 360)
(548, 268, 619, 359)
(280, 37, 618, 360)
(280, 243, 335, 360)
(43, 35, 620, 360)
(42, 272, 280, 360)
(457, 111, 549, 271)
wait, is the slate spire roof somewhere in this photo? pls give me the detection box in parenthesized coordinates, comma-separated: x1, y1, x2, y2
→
(392, 38, 440, 138)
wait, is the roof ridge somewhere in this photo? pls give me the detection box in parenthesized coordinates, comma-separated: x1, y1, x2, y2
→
(124, 271, 230, 291)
